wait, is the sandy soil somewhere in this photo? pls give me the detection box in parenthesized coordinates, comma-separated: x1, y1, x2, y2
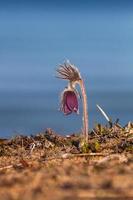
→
(0, 123, 133, 200)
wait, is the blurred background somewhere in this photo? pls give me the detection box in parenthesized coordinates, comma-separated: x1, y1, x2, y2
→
(0, 0, 133, 137)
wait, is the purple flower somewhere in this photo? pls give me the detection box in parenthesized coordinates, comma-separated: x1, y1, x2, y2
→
(56, 61, 89, 143)
(61, 89, 79, 115)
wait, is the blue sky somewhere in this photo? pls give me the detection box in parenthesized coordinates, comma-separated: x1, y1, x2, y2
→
(1, 0, 133, 8)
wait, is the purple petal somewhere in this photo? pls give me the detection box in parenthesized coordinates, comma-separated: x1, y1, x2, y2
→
(66, 91, 78, 112)
(63, 103, 72, 115)
(62, 90, 78, 115)
(61, 91, 72, 115)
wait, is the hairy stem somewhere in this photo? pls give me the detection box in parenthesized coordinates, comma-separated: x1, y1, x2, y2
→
(78, 79, 89, 143)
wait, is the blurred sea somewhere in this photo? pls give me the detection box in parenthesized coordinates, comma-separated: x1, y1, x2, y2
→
(0, 1, 133, 137)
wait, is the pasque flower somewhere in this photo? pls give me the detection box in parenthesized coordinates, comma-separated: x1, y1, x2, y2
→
(56, 61, 89, 143)
(61, 87, 79, 115)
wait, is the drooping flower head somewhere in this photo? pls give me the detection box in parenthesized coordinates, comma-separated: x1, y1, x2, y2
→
(56, 60, 89, 143)
(56, 61, 81, 115)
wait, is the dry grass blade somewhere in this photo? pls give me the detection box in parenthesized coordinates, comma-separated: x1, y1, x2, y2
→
(96, 104, 110, 122)
(0, 164, 22, 171)
(61, 152, 109, 159)
(97, 104, 112, 127)
(0, 160, 30, 171)
(43, 153, 110, 161)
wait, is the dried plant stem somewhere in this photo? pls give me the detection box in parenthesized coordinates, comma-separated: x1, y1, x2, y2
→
(44, 153, 109, 161)
(79, 79, 89, 143)
(96, 104, 112, 127)
(96, 104, 110, 122)
(61, 152, 109, 159)
(0, 163, 22, 171)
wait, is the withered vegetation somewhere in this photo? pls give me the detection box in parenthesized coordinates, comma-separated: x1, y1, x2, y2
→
(0, 122, 133, 200)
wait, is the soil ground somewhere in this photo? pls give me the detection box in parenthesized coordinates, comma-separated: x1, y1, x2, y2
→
(0, 122, 133, 200)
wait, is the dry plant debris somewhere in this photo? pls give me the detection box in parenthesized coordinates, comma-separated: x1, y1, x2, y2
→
(0, 123, 132, 200)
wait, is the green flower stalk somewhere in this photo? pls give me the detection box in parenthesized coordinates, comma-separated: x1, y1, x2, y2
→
(56, 61, 89, 143)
